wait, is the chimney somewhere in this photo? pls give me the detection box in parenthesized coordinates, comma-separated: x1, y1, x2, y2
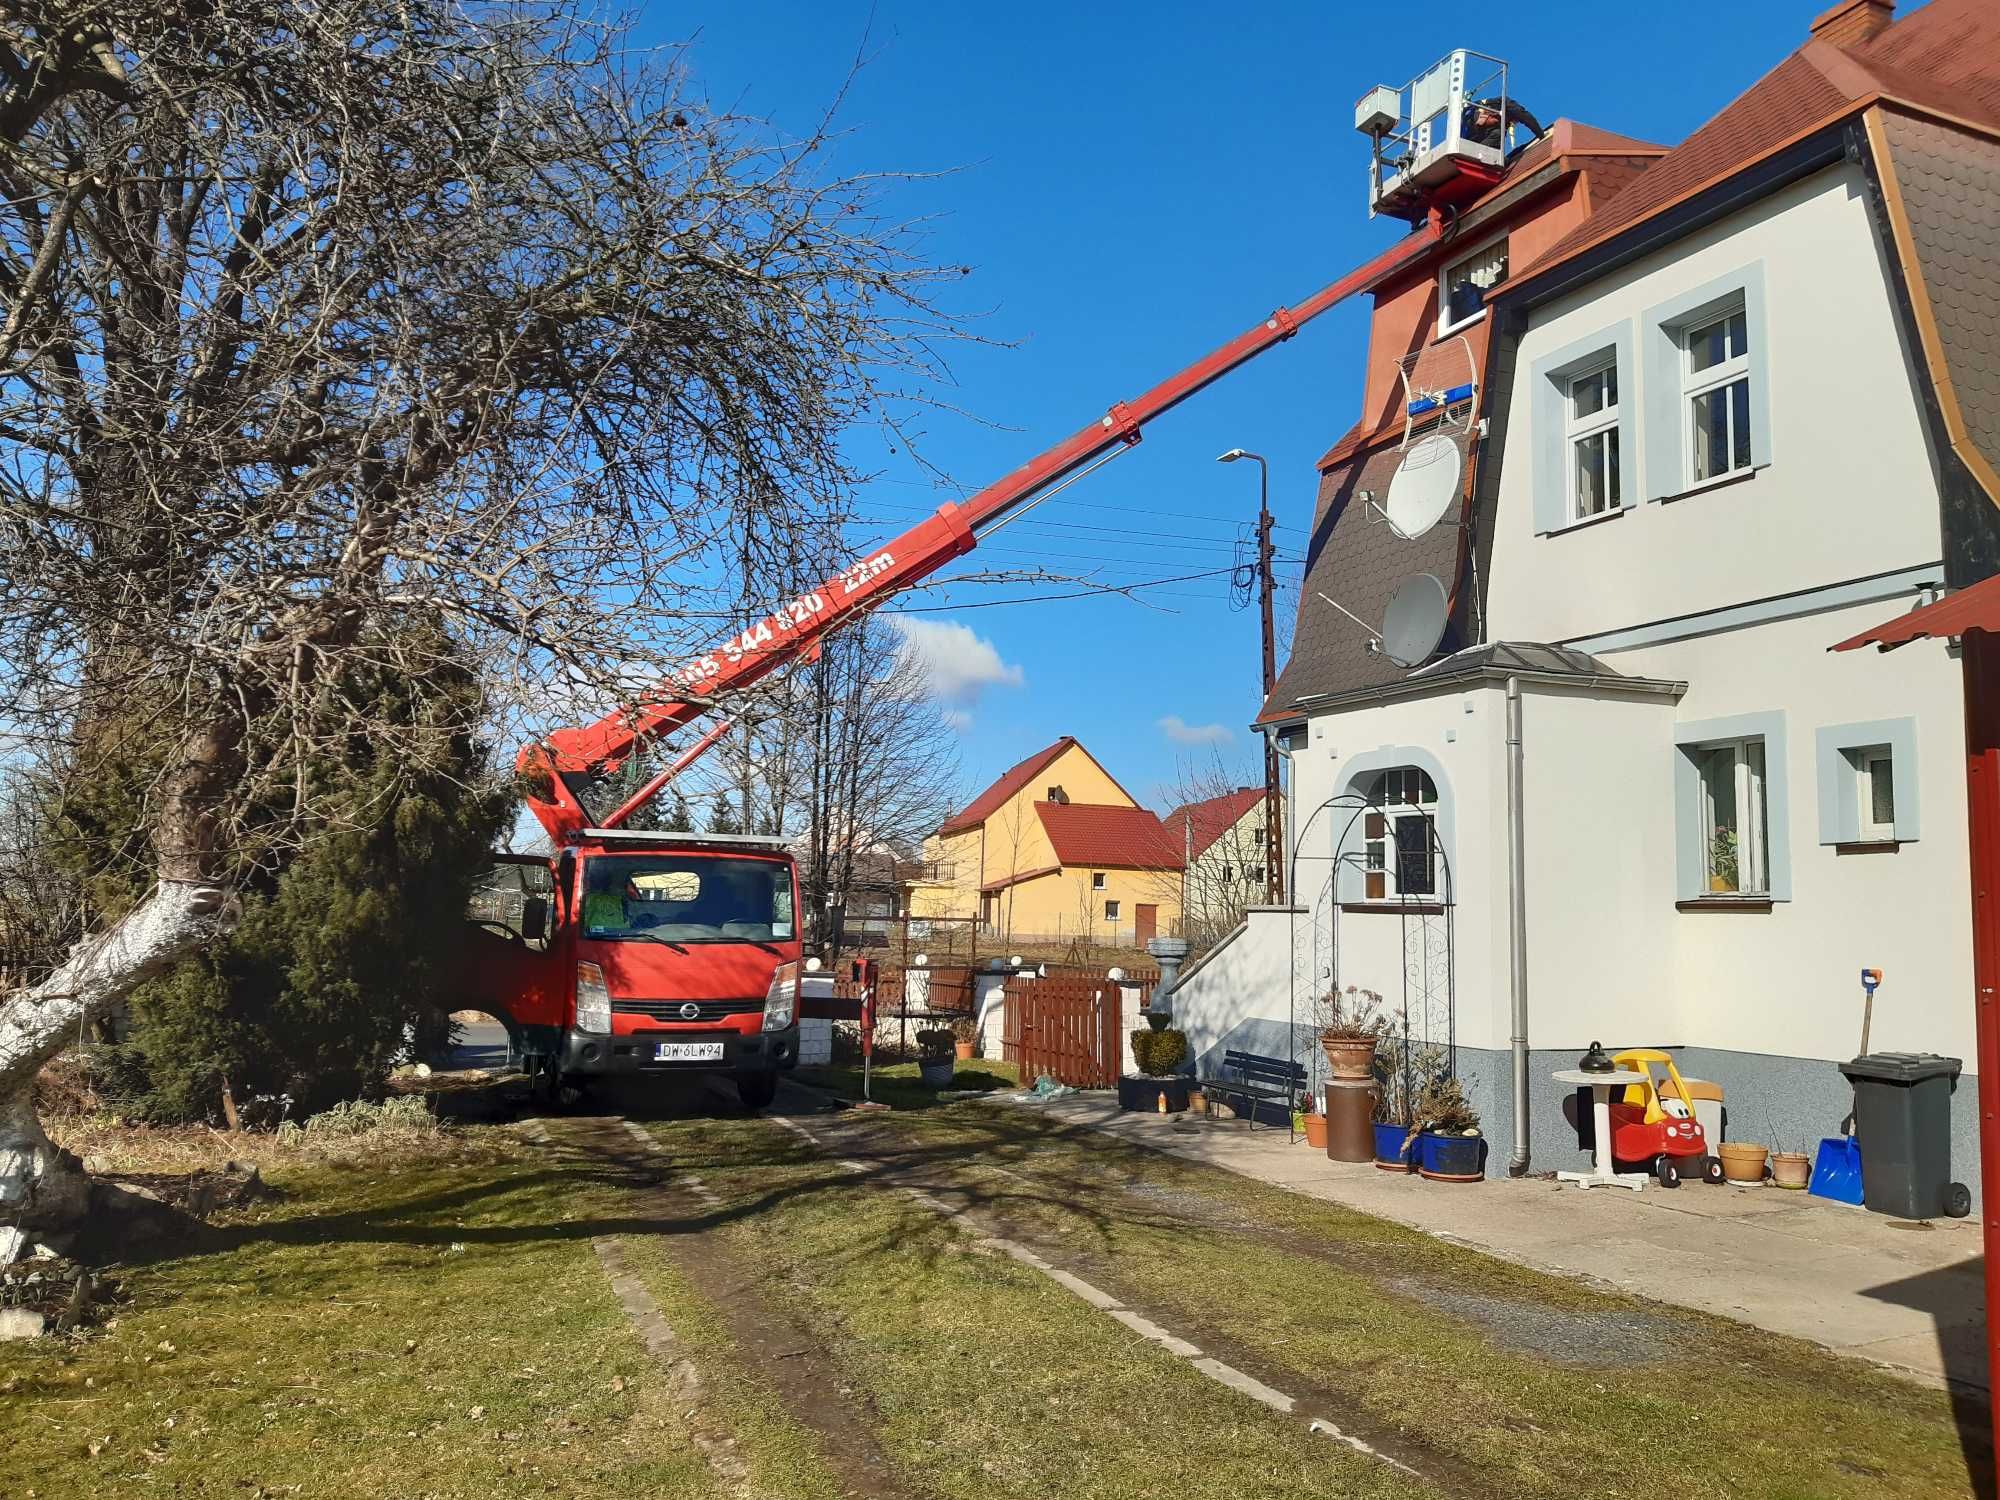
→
(1811, 0, 1893, 47)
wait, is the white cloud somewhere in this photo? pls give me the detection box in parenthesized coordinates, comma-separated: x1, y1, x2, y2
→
(887, 616, 1025, 707)
(940, 708, 974, 734)
(1158, 714, 1233, 746)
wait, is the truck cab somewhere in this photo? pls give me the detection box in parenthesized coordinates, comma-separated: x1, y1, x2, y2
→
(456, 829, 804, 1110)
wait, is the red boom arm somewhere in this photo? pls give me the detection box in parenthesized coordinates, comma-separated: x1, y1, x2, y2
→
(519, 218, 1443, 843)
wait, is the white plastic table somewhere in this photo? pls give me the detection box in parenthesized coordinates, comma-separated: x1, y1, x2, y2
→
(1551, 1067, 1652, 1191)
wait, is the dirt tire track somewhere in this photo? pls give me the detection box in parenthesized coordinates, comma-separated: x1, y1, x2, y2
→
(799, 1106, 1501, 1500)
(555, 1114, 916, 1500)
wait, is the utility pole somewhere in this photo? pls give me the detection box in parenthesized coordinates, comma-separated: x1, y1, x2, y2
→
(1219, 448, 1285, 906)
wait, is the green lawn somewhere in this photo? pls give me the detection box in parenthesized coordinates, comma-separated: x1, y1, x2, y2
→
(3, 1086, 1983, 1499)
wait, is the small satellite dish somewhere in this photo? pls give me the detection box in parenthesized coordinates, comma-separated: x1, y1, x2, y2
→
(1382, 434, 1463, 540)
(1379, 573, 1449, 668)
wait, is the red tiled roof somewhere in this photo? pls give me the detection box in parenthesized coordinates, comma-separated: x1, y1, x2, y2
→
(1514, 0, 2000, 293)
(1033, 802, 1183, 871)
(1832, 572, 2000, 651)
(937, 736, 1076, 836)
(1161, 787, 1264, 862)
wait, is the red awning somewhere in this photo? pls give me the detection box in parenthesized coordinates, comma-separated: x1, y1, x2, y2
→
(1831, 573, 2000, 653)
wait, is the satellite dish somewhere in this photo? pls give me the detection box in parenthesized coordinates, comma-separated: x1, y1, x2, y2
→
(1382, 434, 1463, 540)
(1379, 573, 1449, 668)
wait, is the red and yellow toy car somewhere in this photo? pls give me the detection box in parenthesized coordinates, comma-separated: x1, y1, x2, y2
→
(1608, 1048, 1724, 1188)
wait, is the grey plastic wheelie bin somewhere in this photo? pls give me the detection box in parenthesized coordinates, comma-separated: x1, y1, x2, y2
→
(1837, 1052, 1971, 1220)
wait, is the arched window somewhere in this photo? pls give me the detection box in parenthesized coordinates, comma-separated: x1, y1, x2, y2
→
(1362, 767, 1438, 900)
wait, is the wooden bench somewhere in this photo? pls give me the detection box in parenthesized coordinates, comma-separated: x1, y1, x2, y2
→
(1203, 1049, 1306, 1130)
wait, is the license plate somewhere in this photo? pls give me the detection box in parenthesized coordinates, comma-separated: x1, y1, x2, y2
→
(655, 1041, 725, 1062)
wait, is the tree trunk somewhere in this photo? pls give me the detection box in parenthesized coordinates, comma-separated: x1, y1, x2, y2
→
(0, 880, 225, 1261)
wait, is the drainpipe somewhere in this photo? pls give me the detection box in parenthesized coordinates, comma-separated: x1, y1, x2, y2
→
(1506, 676, 1531, 1176)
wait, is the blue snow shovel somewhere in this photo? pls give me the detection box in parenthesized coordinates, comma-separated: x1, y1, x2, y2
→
(1811, 968, 1877, 1205)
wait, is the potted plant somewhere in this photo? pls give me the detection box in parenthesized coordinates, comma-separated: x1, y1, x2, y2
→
(1319, 985, 1384, 1081)
(1402, 1074, 1485, 1182)
(915, 1028, 956, 1088)
(1299, 1091, 1328, 1150)
(1767, 1117, 1810, 1189)
(1709, 827, 1739, 892)
(1371, 1033, 1446, 1172)
(951, 1014, 979, 1061)
(1120, 1025, 1192, 1112)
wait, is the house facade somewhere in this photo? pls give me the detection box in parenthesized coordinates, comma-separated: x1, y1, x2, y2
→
(1176, 0, 2000, 1196)
(1161, 786, 1280, 946)
(908, 736, 1183, 946)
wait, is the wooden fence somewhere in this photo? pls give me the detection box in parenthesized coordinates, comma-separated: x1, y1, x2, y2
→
(1002, 972, 1126, 1089)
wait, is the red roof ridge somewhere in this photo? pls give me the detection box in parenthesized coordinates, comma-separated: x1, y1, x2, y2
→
(937, 735, 1076, 836)
(1506, 0, 2000, 297)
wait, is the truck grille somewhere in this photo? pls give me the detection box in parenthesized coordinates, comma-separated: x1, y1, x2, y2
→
(613, 998, 762, 1023)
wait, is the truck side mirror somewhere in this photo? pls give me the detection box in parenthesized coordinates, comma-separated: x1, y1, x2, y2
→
(519, 896, 551, 944)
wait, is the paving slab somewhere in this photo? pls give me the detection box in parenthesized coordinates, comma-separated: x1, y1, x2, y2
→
(996, 1091, 1987, 1393)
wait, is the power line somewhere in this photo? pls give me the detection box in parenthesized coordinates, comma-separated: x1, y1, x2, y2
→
(854, 483, 1306, 533)
(886, 566, 1238, 612)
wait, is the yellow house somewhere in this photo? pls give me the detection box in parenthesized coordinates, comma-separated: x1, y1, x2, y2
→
(908, 736, 1183, 946)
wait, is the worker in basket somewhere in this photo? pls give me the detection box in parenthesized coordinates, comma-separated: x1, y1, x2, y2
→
(1609, 1048, 1724, 1188)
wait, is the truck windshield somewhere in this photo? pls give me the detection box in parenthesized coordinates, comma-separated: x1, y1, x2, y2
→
(580, 855, 794, 944)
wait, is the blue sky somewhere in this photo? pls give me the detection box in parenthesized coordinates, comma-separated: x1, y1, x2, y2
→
(649, 1, 1831, 813)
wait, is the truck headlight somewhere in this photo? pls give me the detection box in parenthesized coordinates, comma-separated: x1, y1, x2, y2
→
(763, 960, 798, 1032)
(576, 961, 611, 1035)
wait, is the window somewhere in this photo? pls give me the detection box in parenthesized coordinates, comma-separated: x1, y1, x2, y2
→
(1682, 304, 1752, 484)
(581, 854, 795, 942)
(1857, 748, 1896, 841)
(1565, 360, 1620, 521)
(1362, 767, 1438, 899)
(1103, 899, 1121, 921)
(1046, 784, 1068, 804)
(1815, 719, 1917, 847)
(1221, 865, 1234, 882)
(1091, 870, 1105, 890)
(1693, 738, 1770, 896)
(1439, 238, 1507, 334)
(1247, 866, 1264, 885)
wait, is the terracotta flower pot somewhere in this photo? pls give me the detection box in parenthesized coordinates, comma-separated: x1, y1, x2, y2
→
(1320, 1035, 1375, 1081)
(1771, 1151, 1811, 1190)
(954, 1041, 975, 1060)
(1303, 1114, 1328, 1150)
(1719, 1141, 1769, 1184)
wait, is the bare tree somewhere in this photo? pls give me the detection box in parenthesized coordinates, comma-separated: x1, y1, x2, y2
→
(0, 0, 959, 1256)
(1158, 752, 1270, 952)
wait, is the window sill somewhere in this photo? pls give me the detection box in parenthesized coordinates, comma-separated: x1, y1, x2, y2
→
(1675, 896, 1774, 913)
(1545, 504, 1627, 539)
(1835, 839, 1903, 855)
(1341, 900, 1449, 916)
(1657, 465, 1761, 506)
(1436, 309, 1488, 341)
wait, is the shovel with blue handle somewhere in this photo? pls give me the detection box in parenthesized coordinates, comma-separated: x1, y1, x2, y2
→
(1811, 968, 1878, 1205)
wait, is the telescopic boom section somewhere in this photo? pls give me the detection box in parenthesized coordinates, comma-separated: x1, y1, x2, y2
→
(518, 219, 1443, 844)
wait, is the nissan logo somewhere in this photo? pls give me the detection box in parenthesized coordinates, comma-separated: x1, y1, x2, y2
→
(679, 1002, 701, 1021)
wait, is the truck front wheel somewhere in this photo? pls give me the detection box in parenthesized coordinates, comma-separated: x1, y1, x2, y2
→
(735, 1071, 779, 1113)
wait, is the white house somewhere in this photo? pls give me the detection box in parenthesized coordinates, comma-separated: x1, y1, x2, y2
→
(1176, 0, 2000, 1198)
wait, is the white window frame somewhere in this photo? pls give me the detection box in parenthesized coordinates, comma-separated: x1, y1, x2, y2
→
(1564, 358, 1621, 523)
(1854, 745, 1897, 843)
(1681, 302, 1753, 488)
(1438, 236, 1508, 337)
(1363, 767, 1439, 900)
(1103, 898, 1120, 922)
(1694, 736, 1769, 897)
(1091, 870, 1105, 891)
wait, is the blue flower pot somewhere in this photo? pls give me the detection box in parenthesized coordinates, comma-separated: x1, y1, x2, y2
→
(1417, 1132, 1485, 1181)
(1372, 1122, 1412, 1171)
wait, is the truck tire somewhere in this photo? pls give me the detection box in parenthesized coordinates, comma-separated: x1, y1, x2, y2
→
(735, 1071, 779, 1113)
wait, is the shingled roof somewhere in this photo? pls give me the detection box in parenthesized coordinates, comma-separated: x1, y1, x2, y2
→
(1513, 0, 2000, 296)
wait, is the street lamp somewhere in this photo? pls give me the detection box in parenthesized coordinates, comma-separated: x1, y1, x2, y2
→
(1217, 448, 1284, 907)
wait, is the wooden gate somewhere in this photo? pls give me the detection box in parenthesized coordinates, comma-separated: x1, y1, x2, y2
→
(1002, 973, 1121, 1088)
